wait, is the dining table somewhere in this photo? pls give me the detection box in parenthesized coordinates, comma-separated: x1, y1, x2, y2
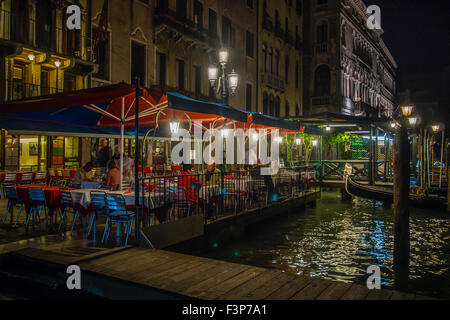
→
(15, 185, 72, 216)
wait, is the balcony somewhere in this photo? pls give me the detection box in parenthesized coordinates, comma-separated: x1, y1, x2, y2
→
(274, 24, 284, 40)
(261, 72, 285, 92)
(285, 30, 295, 46)
(315, 42, 328, 54)
(154, 8, 219, 49)
(7, 81, 63, 101)
(0, 9, 94, 63)
(311, 96, 331, 106)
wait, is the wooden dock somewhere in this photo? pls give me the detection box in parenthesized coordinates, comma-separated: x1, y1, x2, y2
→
(1, 238, 434, 300)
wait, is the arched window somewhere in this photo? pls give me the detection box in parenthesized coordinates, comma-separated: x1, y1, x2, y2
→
(314, 65, 331, 96)
(269, 47, 273, 73)
(275, 96, 280, 117)
(285, 101, 290, 117)
(316, 22, 328, 43)
(263, 92, 268, 114)
(262, 43, 267, 72)
(269, 95, 275, 116)
(275, 49, 280, 75)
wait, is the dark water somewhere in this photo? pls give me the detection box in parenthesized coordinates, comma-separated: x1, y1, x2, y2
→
(188, 192, 450, 298)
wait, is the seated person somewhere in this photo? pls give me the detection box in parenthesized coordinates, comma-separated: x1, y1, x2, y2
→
(202, 160, 221, 186)
(73, 162, 95, 185)
(105, 160, 120, 191)
(178, 164, 199, 193)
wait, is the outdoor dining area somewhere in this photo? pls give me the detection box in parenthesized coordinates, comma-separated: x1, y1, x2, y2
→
(0, 84, 322, 246)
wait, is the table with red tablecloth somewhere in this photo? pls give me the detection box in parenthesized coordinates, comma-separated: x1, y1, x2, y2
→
(15, 185, 73, 216)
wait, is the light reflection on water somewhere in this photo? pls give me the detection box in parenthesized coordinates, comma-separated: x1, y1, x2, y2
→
(192, 192, 450, 298)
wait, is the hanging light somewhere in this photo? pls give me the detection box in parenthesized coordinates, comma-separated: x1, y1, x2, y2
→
(312, 139, 318, 147)
(208, 65, 219, 88)
(401, 105, 413, 117)
(275, 136, 283, 143)
(170, 121, 180, 134)
(218, 48, 229, 64)
(190, 150, 196, 160)
(222, 129, 229, 137)
(228, 69, 239, 95)
(408, 117, 417, 126)
(54, 60, 61, 67)
(27, 53, 35, 61)
(295, 138, 302, 145)
(325, 126, 331, 132)
(432, 125, 440, 133)
(391, 122, 396, 128)
(252, 132, 259, 141)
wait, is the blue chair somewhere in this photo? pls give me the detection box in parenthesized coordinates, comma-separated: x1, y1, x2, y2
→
(2, 186, 23, 226)
(59, 190, 84, 235)
(87, 191, 110, 240)
(103, 193, 135, 246)
(27, 188, 49, 231)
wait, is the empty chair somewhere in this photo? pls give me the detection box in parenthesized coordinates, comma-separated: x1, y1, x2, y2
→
(1, 173, 17, 198)
(34, 171, 47, 185)
(18, 172, 33, 185)
(27, 187, 49, 231)
(2, 186, 24, 226)
(103, 193, 135, 246)
(59, 190, 84, 235)
(87, 191, 109, 240)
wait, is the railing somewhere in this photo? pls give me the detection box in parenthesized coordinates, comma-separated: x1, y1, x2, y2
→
(138, 166, 319, 227)
(153, 8, 219, 47)
(315, 42, 328, 54)
(319, 160, 388, 183)
(261, 72, 285, 92)
(7, 81, 63, 101)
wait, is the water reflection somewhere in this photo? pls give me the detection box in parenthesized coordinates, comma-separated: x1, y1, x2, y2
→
(189, 192, 450, 298)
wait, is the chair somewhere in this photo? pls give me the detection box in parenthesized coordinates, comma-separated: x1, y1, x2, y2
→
(48, 168, 58, 186)
(1, 173, 17, 198)
(87, 191, 109, 240)
(34, 171, 47, 185)
(59, 190, 83, 235)
(18, 172, 33, 185)
(103, 193, 135, 246)
(223, 178, 239, 213)
(2, 186, 23, 226)
(171, 187, 194, 220)
(27, 188, 49, 231)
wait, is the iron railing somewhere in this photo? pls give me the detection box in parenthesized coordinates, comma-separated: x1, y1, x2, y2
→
(137, 166, 319, 228)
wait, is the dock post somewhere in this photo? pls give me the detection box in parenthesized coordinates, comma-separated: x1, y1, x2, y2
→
(393, 124, 410, 290)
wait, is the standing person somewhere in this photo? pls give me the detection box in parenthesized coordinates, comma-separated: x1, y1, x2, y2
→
(104, 160, 120, 191)
(98, 139, 112, 175)
(112, 145, 121, 162)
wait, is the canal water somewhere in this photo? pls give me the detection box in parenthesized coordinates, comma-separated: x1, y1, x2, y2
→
(185, 192, 450, 299)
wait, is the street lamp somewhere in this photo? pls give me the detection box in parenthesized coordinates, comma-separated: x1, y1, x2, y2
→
(295, 138, 302, 145)
(432, 124, 440, 133)
(408, 117, 417, 126)
(401, 105, 413, 117)
(208, 48, 239, 104)
(170, 121, 180, 134)
(312, 139, 318, 147)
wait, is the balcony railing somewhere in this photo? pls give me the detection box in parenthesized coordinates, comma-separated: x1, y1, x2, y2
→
(311, 96, 331, 106)
(7, 81, 63, 101)
(315, 42, 328, 54)
(261, 72, 285, 92)
(154, 8, 219, 48)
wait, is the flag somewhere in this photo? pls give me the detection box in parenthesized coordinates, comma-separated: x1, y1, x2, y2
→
(94, 0, 109, 46)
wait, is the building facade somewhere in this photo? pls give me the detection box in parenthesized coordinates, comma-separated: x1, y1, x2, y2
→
(258, 0, 303, 118)
(302, 0, 397, 118)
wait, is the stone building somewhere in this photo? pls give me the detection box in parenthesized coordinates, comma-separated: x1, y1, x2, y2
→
(302, 0, 397, 118)
(258, 0, 303, 118)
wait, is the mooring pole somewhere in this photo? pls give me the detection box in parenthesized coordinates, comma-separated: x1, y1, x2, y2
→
(393, 124, 410, 290)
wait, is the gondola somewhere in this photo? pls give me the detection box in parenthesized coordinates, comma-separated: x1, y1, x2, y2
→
(344, 175, 447, 211)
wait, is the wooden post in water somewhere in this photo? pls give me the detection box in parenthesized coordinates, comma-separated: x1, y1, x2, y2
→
(393, 124, 410, 290)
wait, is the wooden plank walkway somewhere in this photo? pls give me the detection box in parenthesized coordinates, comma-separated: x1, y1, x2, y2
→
(3, 240, 433, 300)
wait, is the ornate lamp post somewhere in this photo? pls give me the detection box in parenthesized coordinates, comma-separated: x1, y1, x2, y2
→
(208, 48, 239, 104)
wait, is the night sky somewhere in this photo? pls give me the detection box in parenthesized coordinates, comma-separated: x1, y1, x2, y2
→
(364, 0, 450, 70)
